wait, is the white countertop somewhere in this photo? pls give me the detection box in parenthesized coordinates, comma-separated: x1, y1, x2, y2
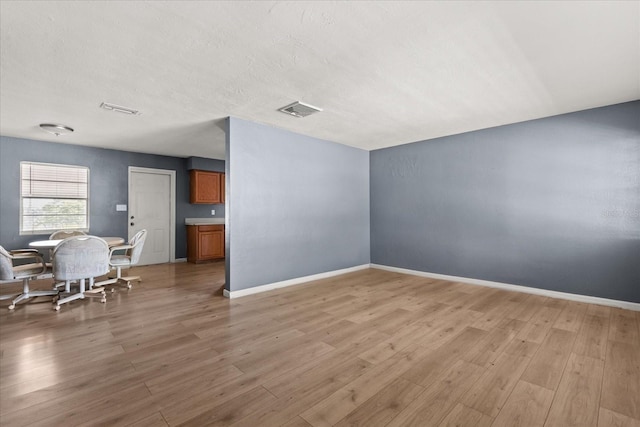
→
(185, 218, 225, 225)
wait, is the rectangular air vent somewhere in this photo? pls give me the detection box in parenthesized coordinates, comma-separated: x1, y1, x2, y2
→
(100, 102, 141, 115)
(278, 101, 322, 118)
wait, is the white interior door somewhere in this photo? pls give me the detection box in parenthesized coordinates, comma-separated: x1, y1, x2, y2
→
(128, 167, 176, 265)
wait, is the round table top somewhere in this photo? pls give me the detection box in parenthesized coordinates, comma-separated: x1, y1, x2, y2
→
(29, 236, 125, 249)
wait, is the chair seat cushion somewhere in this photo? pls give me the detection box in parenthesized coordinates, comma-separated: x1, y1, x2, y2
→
(110, 255, 131, 266)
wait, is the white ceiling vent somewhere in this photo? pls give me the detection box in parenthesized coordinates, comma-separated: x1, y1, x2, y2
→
(100, 102, 141, 115)
(278, 101, 322, 118)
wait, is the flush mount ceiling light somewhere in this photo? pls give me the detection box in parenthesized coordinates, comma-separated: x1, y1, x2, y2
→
(100, 102, 141, 115)
(278, 101, 323, 118)
(39, 123, 74, 136)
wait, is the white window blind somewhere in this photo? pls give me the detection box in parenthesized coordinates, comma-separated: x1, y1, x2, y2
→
(20, 162, 90, 235)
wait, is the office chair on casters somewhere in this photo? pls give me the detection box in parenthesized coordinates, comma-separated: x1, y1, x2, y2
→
(49, 230, 87, 240)
(49, 230, 87, 289)
(52, 236, 110, 311)
(97, 229, 147, 291)
(0, 245, 57, 310)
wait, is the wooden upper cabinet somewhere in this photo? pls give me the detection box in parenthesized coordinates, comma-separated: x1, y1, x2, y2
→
(190, 170, 225, 204)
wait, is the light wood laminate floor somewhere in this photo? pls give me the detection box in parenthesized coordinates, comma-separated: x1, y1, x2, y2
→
(1, 263, 639, 427)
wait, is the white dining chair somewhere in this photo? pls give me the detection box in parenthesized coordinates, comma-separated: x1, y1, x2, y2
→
(95, 229, 147, 291)
(52, 236, 110, 311)
(0, 245, 57, 310)
(49, 230, 87, 264)
(49, 230, 87, 240)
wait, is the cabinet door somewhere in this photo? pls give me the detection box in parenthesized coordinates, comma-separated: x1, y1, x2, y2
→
(190, 170, 221, 204)
(187, 225, 197, 263)
(199, 229, 224, 259)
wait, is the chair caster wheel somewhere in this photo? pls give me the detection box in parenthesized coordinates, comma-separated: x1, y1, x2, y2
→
(111, 288, 115, 293)
(127, 283, 132, 289)
(8, 304, 15, 310)
(54, 305, 60, 311)
(100, 298, 106, 303)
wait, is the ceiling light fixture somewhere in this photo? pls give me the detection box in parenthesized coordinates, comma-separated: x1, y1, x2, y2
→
(100, 102, 141, 115)
(278, 101, 323, 118)
(39, 123, 74, 136)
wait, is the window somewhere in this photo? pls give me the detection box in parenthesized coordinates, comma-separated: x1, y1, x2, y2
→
(20, 162, 89, 235)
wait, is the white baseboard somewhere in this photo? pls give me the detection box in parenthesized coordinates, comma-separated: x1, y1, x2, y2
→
(174, 258, 187, 263)
(223, 264, 370, 299)
(371, 264, 640, 312)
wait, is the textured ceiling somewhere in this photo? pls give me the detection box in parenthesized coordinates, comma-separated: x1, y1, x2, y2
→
(1, 1, 638, 160)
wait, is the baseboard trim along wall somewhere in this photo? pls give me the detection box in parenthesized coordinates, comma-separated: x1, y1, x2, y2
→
(221, 262, 640, 310)
(223, 264, 371, 299)
(371, 264, 640, 312)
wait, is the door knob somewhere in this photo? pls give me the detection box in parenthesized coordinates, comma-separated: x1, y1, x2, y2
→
(131, 216, 134, 219)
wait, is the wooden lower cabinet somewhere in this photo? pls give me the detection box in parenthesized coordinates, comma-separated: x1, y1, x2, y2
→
(187, 224, 224, 263)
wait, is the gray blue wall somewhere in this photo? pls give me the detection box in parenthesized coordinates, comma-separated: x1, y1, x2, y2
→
(0, 136, 224, 258)
(371, 101, 640, 303)
(187, 156, 225, 173)
(227, 117, 370, 292)
(5, 102, 637, 303)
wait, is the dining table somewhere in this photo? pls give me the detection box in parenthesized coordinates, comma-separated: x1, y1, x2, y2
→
(29, 236, 126, 250)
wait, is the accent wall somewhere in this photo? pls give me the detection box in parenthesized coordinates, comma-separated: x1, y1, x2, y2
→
(370, 101, 640, 303)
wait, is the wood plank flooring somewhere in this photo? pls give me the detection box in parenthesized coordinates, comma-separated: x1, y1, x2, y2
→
(1, 263, 639, 426)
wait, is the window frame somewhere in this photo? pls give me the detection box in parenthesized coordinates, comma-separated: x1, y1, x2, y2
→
(19, 161, 90, 236)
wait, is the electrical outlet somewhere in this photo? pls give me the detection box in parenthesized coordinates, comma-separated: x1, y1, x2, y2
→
(211, 209, 215, 215)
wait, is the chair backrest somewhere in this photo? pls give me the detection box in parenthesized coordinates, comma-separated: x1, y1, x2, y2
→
(50, 230, 87, 240)
(0, 246, 13, 280)
(53, 236, 110, 281)
(128, 229, 147, 265)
